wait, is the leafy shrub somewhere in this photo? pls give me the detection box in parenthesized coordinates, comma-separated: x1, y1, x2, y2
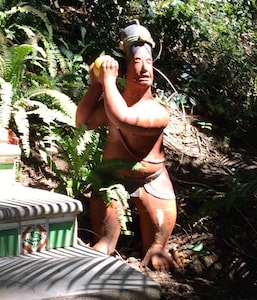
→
(0, 4, 77, 156)
(151, 0, 257, 141)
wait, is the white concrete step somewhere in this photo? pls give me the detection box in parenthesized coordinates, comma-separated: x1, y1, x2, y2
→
(0, 244, 160, 299)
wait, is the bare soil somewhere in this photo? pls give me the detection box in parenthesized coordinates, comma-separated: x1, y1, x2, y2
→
(20, 112, 257, 300)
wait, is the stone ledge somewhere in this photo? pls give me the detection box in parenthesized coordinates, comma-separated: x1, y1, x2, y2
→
(0, 245, 160, 300)
(0, 185, 82, 221)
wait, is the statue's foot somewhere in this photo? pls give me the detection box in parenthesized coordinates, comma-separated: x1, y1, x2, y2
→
(141, 245, 183, 271)
(92, 241, 112, 255)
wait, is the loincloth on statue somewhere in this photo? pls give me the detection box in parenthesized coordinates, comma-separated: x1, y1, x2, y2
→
(119, 167, 176, 200)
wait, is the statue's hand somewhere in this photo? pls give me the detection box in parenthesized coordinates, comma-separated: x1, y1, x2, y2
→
(94, 55, 119, 84)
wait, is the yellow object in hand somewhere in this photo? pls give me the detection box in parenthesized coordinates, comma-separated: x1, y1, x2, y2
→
(93, 56, 105, 77)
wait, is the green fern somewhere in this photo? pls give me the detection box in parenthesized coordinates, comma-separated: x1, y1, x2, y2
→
(86, 159, 142, 192)
(43, 126, 106, 197)
(0, 78, 12, 127)
(200, 176, 257, 214)
(18, 94, 75, 157)
(4, 4, 53, 38)
(99, 183, 133, 235)
(44, 125, 142, 198)
(29, 89, 76, 125)
(9, 24, 67, 78)
(0, 32, 8, 78)
(0, 5, 75, 156)
(13, 105, 30, 155)
(6, 44, 34, 91)
(43, 125, 140, 234)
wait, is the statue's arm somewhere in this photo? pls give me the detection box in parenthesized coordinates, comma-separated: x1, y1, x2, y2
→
(76, 64, 107, 129)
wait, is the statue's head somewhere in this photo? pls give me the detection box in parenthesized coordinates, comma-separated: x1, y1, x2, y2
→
(119, 20, 155, 64)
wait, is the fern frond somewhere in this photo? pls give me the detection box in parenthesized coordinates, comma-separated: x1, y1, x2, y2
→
(93, 159, 143, 176)
(31, 33, 67, 76)
(13, 105, 30, 156)
(86, 159, 143, 195)
(76, 130, 94, 156)
(99, 183, 132, 235)
(62, 128, 96, 173)
(6, 44, 33, 90)
(46, 43, 57, 78)
(14, 95, 74, 156)
(26, 99, 75, 127)
(0, 32, 7, 78)
(15, 25, 47, 60)
(5, 5, 53, 38)
(0, 56, 5, 78)
(10, 24, 65, 77)
(54, 46, 67, 71)
(0, 78, 13, 127)
(29, 88, 77, 125)
(15, 25, 36, 40)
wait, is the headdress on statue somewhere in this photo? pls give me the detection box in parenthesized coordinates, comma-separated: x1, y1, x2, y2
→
(119, 20, 155, 63)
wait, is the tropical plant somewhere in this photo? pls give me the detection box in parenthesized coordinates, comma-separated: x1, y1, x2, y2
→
(43, 126, 106, 197)
(151, 0, 257, 141)
(0, 4, 77, 156)
(43, 125, 141, 234)
(44, 125, 141, 198)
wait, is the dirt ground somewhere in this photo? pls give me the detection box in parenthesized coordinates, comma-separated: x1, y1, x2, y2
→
(20, 111, 257, 300)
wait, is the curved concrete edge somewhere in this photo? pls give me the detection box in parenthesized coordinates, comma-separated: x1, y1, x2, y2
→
(0, 245, 160, 300)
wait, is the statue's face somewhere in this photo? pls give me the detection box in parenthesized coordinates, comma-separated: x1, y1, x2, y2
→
(126, 46, 153, 88)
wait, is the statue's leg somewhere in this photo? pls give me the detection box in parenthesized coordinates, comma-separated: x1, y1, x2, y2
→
(90, 196, 121, 255)
(132, 188, 180, 270)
